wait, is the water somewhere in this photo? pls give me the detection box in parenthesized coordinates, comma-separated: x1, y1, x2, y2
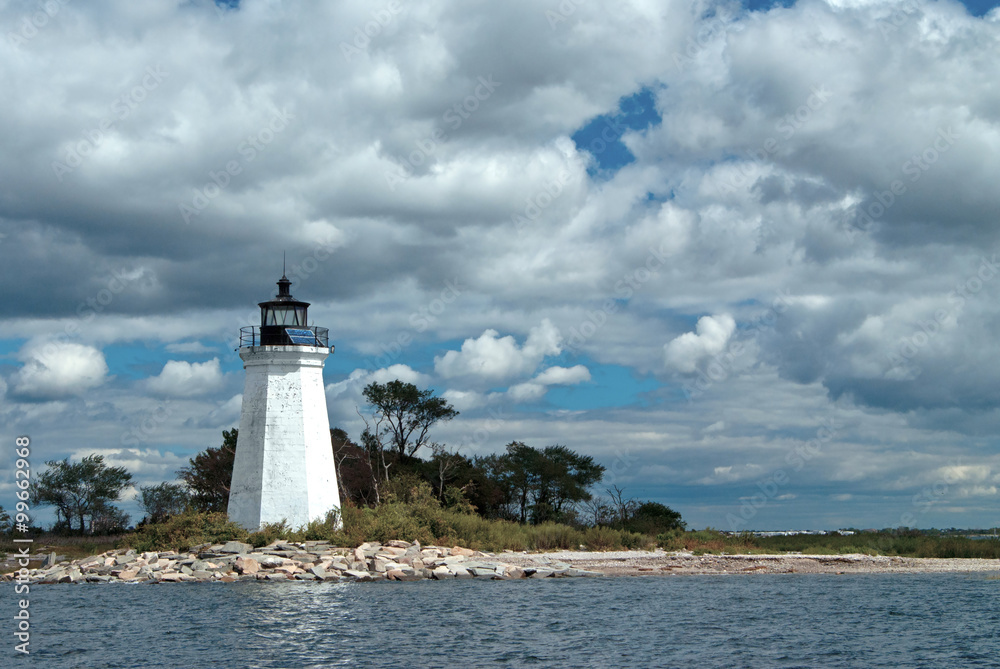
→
(5, 573, 999, 667)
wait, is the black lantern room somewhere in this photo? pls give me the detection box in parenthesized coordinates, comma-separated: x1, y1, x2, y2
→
(261, 274, 308, 328)
(240, 274, 331, 348)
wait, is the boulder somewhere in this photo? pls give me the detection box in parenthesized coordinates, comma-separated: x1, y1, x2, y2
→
(450, 546, 476, 557)
(259, 556, 287, 568)
(218, 541, 253, 555)
(345, 570, 374, 582)
(386, 540, 411, 549)
(309, 565, 327, 579)
(432, 566, 454, 579)
(118, 568, 140, 581)
(234, 557, 260, 574)
(387, 569, 423, 582)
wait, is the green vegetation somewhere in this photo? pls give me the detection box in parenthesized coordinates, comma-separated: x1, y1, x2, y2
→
(177, 428, 237, 512)
(119, 481, 654, 554)
(30, 455, 133, 534)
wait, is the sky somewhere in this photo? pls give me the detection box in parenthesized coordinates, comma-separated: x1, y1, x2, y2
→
(2, 0, 1000, 532)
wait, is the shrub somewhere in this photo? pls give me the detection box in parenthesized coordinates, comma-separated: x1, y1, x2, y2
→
(121, 510, 248, 553)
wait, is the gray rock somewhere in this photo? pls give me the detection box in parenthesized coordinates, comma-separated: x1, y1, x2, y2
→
(344, 570, 374, 581)
(218, 541, 253, 555)
(180, 566, 194, 576)
(309, 565, 327, 579)
(259, 556, 286, 568)
(79, 555, 105, 568)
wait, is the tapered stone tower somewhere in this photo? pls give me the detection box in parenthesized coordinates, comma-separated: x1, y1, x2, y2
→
(228, 273, 342, 530)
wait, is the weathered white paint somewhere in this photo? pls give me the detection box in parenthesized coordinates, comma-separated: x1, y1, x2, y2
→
(228, 345, 342, 530)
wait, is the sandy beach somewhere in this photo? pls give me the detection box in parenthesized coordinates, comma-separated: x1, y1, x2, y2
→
(499, 549, 1000, 576)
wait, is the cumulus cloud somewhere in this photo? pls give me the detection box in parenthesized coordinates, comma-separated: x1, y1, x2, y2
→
(12, 341, 109, 400)
(435, 319, 562, 381)
(506, 364, 591, 403)
(441, 389, 489, 411)
(145, 359, 223, 397)
(664, 315, 736, 374)
(326, 364, 428, 401)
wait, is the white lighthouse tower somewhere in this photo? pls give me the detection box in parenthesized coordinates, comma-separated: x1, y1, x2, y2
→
(228, 273, 342, 530)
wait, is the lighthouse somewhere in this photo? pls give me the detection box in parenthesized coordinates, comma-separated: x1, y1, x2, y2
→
(228, 273, 342, 530)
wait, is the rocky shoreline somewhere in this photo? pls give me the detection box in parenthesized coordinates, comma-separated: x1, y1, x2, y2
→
(1, 540, 604, 584)
(504, 549, 1000, 576)
(5, 544, 999, 584)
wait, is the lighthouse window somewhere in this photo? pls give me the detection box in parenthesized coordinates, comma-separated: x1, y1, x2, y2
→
(261, 305, 307, 326)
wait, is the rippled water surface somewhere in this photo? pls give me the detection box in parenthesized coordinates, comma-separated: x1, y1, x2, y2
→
(5, 573, 1000, 667)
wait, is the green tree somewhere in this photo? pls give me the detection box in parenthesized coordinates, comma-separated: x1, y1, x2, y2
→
(90, 501, 131, 534)
(502, 441, 543, 524)
(177, 429, 237, 512)
(139, 482, 191, 523)
(30, 454, 134, 534)
(491, 442, 606, 524)
(531, 445, 604, 524)
(0, 505, 11, 533)
(625, 501, 686, 535)
(361, 380, 459, 459)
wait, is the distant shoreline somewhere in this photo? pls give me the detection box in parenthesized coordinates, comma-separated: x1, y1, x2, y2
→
(500, 550, 1000, 576)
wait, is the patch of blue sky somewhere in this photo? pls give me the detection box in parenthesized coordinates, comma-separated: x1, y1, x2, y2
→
(571, 87, 661, 178)
(0, 338, 27, 359)
(104, 343, 183, 381)
(959, 0, 1000, 15)
(544, 362, 661, 411)
(742, 0, 999, 15)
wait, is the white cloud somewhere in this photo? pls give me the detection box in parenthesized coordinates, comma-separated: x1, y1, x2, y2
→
(441, 389, 488, 411)
(664, 314, 736, 374)
(165, 341, 218, 354)
(534, 365, 591, 386)
(507, 382, 548, 403)
(505, 364, 591, 403)
(145, 359, 223, 397)
(370, 364, 430, 386)
(13, 341, 109, 399)
(326, 364, 428, 401)
(435, 319, 562, 381)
